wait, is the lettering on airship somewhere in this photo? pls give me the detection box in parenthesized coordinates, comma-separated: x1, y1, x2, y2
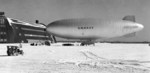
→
(78, 26, 94, 29)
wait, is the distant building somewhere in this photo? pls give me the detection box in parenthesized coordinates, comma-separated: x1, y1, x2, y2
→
(0, 12, 52, 43)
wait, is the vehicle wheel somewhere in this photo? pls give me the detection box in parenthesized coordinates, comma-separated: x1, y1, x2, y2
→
(20, 50, 24, 55)
(14, 52, 18, 56)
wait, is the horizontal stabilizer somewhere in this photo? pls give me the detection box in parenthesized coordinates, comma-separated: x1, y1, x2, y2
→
(122, 15, 135, 22)
(124, 32, 136, 37)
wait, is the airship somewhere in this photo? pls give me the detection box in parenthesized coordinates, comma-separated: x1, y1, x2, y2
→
(46, 16, 144, 42)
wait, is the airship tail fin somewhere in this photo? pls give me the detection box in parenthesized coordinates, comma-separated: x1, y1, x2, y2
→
(124, 32, 136, 37)
(122, 15, 135, 22)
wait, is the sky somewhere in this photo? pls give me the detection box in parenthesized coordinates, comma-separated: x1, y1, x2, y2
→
(0, 0, 150, 42)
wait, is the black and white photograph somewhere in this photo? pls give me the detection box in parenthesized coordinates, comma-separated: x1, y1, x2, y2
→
(0, 0, 150, 73)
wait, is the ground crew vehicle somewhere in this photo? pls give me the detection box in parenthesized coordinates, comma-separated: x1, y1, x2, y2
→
(7, 46, 24, 56)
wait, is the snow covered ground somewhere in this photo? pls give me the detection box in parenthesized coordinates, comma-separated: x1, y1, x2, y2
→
(0, 43, 150, 73)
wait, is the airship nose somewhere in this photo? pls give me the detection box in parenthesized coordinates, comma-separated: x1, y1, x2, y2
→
(46, 22, 64, 35)
(46, 23, 55, 34)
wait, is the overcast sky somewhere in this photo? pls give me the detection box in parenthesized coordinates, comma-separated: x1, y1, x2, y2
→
(0, 0, 149, 42)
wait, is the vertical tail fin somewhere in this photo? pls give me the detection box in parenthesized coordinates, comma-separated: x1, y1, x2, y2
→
(122, 15, 135, 22)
